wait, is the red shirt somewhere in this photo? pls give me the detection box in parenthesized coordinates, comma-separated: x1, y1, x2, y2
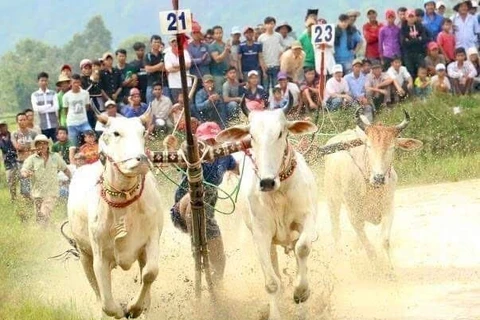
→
(363, 21, 384, 59)
(437, 31, 456, 61)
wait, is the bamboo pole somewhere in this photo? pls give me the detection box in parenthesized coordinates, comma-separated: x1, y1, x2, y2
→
(171, 0, 212, 298)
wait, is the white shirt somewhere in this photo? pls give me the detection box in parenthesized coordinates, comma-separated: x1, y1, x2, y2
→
(431, 75, 451, 91)
(258, 32, 284, 67)
(62, 89, 90, 126)
(324, 77, 350, 103)
(387, 66, 412, 85)
(151, 95, 173, 120)
(274, 82, 300, 106)
(164, 49, 192, 89)
(447, 60, 477, 78)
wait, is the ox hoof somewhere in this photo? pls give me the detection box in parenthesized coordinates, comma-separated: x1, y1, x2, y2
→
(125, 305, 144, 319)
(293, 286, 310, 304)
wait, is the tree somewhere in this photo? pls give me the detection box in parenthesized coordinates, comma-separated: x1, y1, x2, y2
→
(62, 15, 112, 71)
(117, 35, 150, 61)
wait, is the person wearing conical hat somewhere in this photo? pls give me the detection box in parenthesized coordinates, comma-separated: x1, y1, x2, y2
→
(21, 134, 71, 226)
(56, 73, 71, 127)
(452, 1, 480, 50)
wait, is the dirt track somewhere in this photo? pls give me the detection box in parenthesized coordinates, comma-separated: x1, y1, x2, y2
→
(36, 178, 480, 320)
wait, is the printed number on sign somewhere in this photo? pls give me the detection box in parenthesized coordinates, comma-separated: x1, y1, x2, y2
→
(159, 9, 192, 34)
(312, 24, 335, 46)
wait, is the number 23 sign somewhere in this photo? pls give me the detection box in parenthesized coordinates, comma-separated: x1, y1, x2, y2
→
(311, 24, 335, 46)
(159, 9, 192, 34)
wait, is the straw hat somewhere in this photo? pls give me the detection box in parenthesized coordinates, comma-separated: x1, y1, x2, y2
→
(56, 74, 71, 86)
(32, 134, 52, 148)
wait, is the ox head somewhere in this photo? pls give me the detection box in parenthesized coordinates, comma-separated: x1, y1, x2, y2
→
(355, 108, 423, 186)
(94, 106, 152, 176)
(216, 106, 317, 192)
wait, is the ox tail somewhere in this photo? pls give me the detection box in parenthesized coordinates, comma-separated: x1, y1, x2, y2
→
(48, 221, 80, 261)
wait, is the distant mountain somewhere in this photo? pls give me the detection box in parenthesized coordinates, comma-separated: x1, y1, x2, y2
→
(0, 0, 422, 55)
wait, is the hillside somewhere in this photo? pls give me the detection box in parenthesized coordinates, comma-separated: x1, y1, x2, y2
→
(0, 0, 422, 55)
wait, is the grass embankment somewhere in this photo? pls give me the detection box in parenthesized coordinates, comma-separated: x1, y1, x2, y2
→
(0, 188, 92, 320)
(306, 94, 480, 186)
(0, 95, 478, 319)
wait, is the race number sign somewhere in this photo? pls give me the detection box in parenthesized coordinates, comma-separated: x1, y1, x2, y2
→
(159, 9, 192, 34)
(311, 24, 335, 46)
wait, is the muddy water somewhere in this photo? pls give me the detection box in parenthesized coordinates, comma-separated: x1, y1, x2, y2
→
(36, 179, 480, 320)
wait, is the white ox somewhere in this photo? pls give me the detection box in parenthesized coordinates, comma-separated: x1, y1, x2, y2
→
(324, 109, 422, 269)
(67, 110, 163, 319)
(217, 107, 318, 320)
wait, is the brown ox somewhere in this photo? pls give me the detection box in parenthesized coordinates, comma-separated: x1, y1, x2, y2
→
(323, 109, 423, 269)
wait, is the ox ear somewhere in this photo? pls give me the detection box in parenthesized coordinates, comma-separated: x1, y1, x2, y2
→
(216, 125, 250, 143)
(396, 138, 423, 151)
(287, 121, 317, 135)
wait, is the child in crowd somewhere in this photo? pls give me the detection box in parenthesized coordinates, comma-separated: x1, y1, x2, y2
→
(467, 47, 480, 91)
(436, 18, 455, 64)
(387, 56, 413, 102)
(79, 130, 99, 164)
(431, 63, 451, 93)
(414, 67, 432, 98)
(52, 126, 74, 165)
(269, 87, 289, 109)
(299, 67, 320, 111)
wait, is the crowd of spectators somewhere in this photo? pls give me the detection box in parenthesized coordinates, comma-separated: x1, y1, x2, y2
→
(1, 0, 480, 224)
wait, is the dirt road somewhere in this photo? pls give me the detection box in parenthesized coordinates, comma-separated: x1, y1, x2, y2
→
(37, 179, 480, 320)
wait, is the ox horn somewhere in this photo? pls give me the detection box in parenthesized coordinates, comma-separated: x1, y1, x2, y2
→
(282, 90, 294, 115)
(239, 94, 250, 117)
(139, 104, 153, 126)
(92, 101, 108, 125)
(355, 107, 369, 131)
(395, 109, 410, 132)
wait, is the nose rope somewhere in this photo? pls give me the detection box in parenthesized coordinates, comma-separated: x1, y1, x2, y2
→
(347, 145, 392, 184)
(242, 141, 297, 183)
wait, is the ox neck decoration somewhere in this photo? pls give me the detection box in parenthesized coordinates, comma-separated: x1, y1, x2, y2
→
(98, 174, 146, 208)
(244, 141, 297, 182)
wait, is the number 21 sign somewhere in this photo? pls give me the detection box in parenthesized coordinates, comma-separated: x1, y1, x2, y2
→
(311, 24, 335, 46)
(159, 9, 192, 34)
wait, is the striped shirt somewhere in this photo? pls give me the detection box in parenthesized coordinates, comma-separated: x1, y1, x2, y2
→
(30, 88, 59, 130)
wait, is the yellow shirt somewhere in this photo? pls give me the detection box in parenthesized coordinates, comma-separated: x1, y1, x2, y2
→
(22, 152, 67, 198)
(414, 76, 430, 88)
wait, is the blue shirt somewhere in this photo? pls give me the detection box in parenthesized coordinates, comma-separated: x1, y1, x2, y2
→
(239, 85, 269, 104)
(238, 41, 263, 73)
(188, 41, 211, 79)
(175, 155, 236, 202)
(334, 29, 362, 63)
(423, 13, 444, 40)
(122, 103, 148, 118)
(344, 72, 367, 98)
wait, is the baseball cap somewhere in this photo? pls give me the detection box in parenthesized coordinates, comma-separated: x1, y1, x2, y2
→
(332, 64, 343, 74)
(291, 41, 302, 50)
(435, 63, 446, 71)
(0, 120, 7, 125)
(169, 36, 177, 43)
(346, 9, 361, 17)
(231, 26, 241, 35)
(129, 88, 141, 96)
(80, 58, 92, 69)
(202, 74, 214, 82)
(467, 47, 479, 56)
(352, 58, 363, 67)
(277, 71, 288, 80)
(427, 42, 439, 51)
(247, 70, 259, 78)
(436, 1, 446, 9)
(61, 64, 72, 71)
(371, 62, 382, 69)
(385, 9, 396, 18)
(102, 52, 114, 60)
(105, 100, 117, 108)
(195, 122, 221, 140)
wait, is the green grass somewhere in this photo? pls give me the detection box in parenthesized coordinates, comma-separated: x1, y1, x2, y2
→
(0, 94, 479, 319)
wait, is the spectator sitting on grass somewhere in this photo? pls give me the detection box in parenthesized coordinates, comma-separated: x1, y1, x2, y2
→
(466, 47, 480, 91)
(122, 88, 148, 118)
(150, 81, 173, 134)
(323, 64, 352, 111)
(447, 47, 477, 95)
(269, 87, 289, 110)
(386, 55, 413, 103)
(414, 66, 432, 99)
(430, 63, 451, 93)
(424, 42, 446, 76)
